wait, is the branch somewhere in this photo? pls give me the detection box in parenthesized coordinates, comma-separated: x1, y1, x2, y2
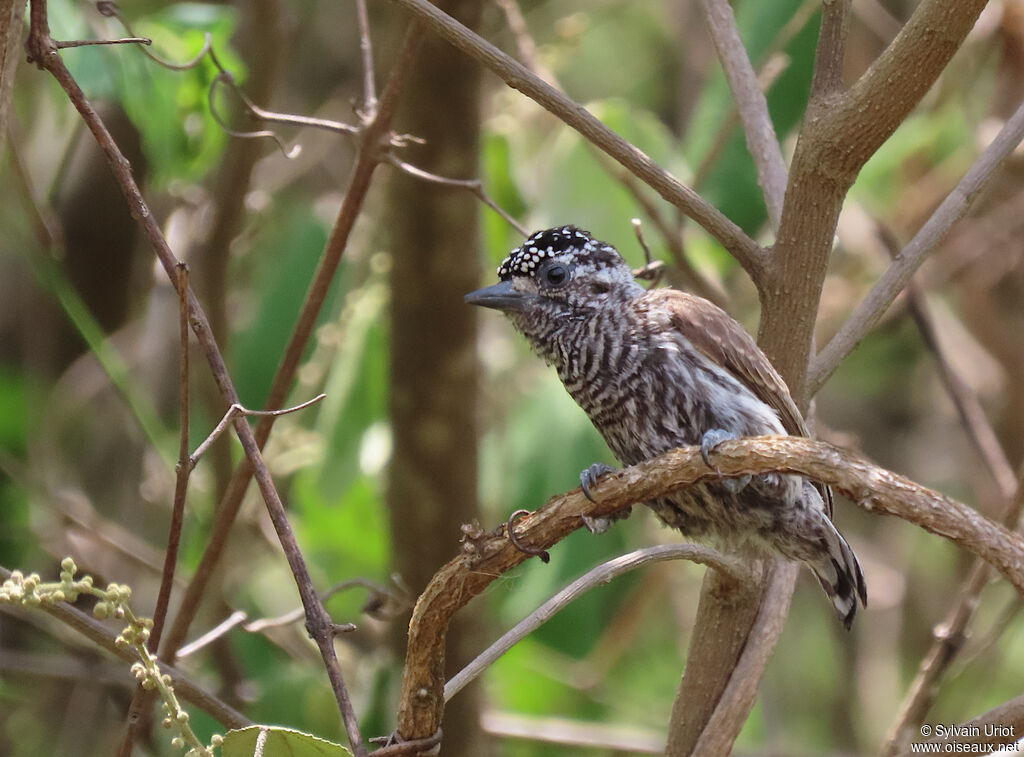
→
(387, 0, 765, 279)
(809, 0, 851, 98)
(443, 544, 752, 703)
(682, 561, 798, 757)
(884, 467, 1024, 754)
(0, 566, 250, 730)
(25, 4, 370, 752)
(809, 98, 1024, 394)
(699, 0, 787, 231)
(762, 0, 989, 390)
(158, 23, 425, 670)
(384, 153, 528, 236)
(395, 436, 1024, 743)
(874, 223, 1017, 496)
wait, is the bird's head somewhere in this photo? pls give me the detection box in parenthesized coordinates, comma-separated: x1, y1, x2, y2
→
(465, 227, 641, 334)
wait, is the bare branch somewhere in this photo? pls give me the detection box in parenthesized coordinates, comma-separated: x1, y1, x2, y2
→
(873, 224, 1017, 496)
(809, 100, 1024, 395)
(884, 465, 1024, 754)
(54, 36, 151, 49)
(764, 0, 989, 392)
(396, 435, 1024, 742)
(189, 394, 326, 466)
(159, 23, 425, 672)
(810, 0, 852, 98)
(175, 611, 248, 659)
(387, 0, 766, 279)
(385, 153, 528, 236)
(700, 0, 787, 231)
(208, 64, 360, 136)
(0, 566, 250, 730)
(679, 561, 798, 757)
(444, 545, 752, 703)
(25, 3, 369, 750)
(150, 262, 193, 654)
(355, 0, 377, 112)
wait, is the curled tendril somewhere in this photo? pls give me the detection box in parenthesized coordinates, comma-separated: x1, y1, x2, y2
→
(208, 73, 302, 159)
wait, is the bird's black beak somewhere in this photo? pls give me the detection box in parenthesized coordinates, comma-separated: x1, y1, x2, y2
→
(464, 280, 531, 312)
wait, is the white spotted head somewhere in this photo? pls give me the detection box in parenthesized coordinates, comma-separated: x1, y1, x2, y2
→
(466, 226, 643, 329)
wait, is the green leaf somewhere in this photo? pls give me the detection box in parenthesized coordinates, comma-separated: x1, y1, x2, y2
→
(222, 726, 351, 757)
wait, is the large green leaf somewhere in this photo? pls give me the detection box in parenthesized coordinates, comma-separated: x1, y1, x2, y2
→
(222, 726, 351, 757)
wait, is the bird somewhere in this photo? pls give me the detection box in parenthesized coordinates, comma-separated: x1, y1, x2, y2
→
(465, 225, 866, 628)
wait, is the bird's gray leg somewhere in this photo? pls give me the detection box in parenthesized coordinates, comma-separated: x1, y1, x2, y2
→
(579, 462, 620, 534)
(700, 429, 751, 494)
(580, 462, 615, 502)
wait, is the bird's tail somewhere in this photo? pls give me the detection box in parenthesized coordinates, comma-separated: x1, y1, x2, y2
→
(808, 516, 867, 630)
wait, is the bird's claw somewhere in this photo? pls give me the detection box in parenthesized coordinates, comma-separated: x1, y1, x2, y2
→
(700, 429, 750, 493)
(580, 461, 616, 503)
(700, 428, 735, 467)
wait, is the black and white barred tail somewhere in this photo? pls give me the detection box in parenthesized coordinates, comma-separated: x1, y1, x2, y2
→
(808, 517, 867, 630)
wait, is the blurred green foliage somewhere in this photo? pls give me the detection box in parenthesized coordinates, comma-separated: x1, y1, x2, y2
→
(1, 0, 1022, 755)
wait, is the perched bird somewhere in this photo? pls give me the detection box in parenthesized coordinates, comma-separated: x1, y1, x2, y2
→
(466, 226, 866, 628)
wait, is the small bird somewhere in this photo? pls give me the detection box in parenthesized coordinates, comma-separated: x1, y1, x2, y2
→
(466, 226, 866, 628)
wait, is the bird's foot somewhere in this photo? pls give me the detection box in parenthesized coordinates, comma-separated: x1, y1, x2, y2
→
(700, 429, 750, 494)
(580, 462, 617, 503)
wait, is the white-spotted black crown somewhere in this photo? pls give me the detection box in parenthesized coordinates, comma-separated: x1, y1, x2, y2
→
(497, 226, 622, 279)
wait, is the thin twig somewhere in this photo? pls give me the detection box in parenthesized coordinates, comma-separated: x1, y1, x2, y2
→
(368, 729, 444, 757)
(176, 578, 393, 657)
(480, 712, 663, 754)
(0, 566, 250, 730)
(492, 0, 554, 84)
(115, 11, 212, 71)
(809, 99, 1024, 395)
(884, 465, 1024, 755)
(25, 3, 368, 751)
(208, 62, 360, 135)
(55, 36, 151, 49)
(388, 0, 765, 279)
(207, 73, 301, 159)
(609, 165, 728, 307)
(355, 0, 377, 113)
(700, 0, 787, 231)
(874, 224, 1016, 496)
(444, 544, 751, 702)
(176, 611, 248, 659)
(150, 262, 193, 653)
(385, 153, 528, 236)
(189, 394, 326, 466)
(158, 24, 426, 674)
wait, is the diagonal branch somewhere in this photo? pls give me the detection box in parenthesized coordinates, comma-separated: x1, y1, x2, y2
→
(444, 544, 753, 703)
(699, 0, 787, 231)
(158, 22, 426, 673)
(808, 99, 1024, 395)
(25, 4, 371, 752)
(387, 0, 766, 280)
(762, 0, 990, 393)
(395, 435, 1024, 743)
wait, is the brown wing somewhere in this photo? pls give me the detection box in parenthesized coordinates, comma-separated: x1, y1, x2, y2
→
(653, 289, 834, 517)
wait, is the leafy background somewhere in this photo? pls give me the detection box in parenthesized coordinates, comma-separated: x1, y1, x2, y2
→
(2, 0, 1023, 755)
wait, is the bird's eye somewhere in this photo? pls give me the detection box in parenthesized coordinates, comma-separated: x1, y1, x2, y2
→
(541, 263, 569, 288)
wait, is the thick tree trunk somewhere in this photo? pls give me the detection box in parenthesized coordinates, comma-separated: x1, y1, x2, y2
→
(387, 2, 485, 754)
